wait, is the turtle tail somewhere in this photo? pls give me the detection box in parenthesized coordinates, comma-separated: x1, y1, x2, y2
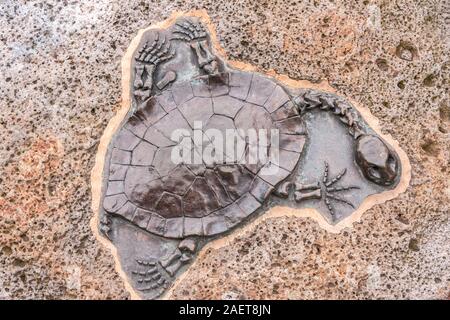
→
(294, 90, 366, 140)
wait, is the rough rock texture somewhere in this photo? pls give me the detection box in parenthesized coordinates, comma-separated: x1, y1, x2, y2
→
(0, 0, 448, 299)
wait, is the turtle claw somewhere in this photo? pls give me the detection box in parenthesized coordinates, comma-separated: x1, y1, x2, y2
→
(132, 259, 170, 296)
(172, 20, 207, 41)
(133, 31, 176, 102)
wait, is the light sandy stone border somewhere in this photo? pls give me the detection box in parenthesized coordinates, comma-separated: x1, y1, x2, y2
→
(90, 10, 411, 300)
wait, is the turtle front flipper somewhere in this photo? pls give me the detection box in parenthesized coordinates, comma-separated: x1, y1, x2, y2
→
(172, 19, 220, 75)
(133, 30, 176, 103)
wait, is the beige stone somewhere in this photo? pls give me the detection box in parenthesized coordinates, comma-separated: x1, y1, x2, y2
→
(0, 1, 448, 300)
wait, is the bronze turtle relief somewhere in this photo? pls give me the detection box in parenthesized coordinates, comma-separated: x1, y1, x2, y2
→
(95, 15, 405, 299)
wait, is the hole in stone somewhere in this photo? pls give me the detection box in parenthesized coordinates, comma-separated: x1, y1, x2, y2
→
(439, 103, 450, 122)
(13, 258, 26, 267)
(423, 74, 436, 87)
(1, 246, 12, 256)
(420, 139, 440, 157)
(408, 238, 420, 251)
(395, 41, 417, 61)
(375, 58, 389, 71)
(397, 80, 406, 90)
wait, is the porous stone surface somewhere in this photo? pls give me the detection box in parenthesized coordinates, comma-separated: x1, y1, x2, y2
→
(0, 0, 448, 299)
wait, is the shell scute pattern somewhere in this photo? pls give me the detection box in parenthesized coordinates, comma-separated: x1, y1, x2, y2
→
(103, 73, 305, 238)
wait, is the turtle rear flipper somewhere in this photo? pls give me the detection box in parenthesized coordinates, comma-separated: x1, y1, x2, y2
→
(131, 238, 197, 299)
(159, 238, 197, 276)
(132, 259, 169, 299)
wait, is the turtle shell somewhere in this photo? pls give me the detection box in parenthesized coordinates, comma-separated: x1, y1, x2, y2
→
(103, 71, 306, 239)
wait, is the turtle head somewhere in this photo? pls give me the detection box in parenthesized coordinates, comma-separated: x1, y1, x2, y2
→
(355, 135, 399, 186)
